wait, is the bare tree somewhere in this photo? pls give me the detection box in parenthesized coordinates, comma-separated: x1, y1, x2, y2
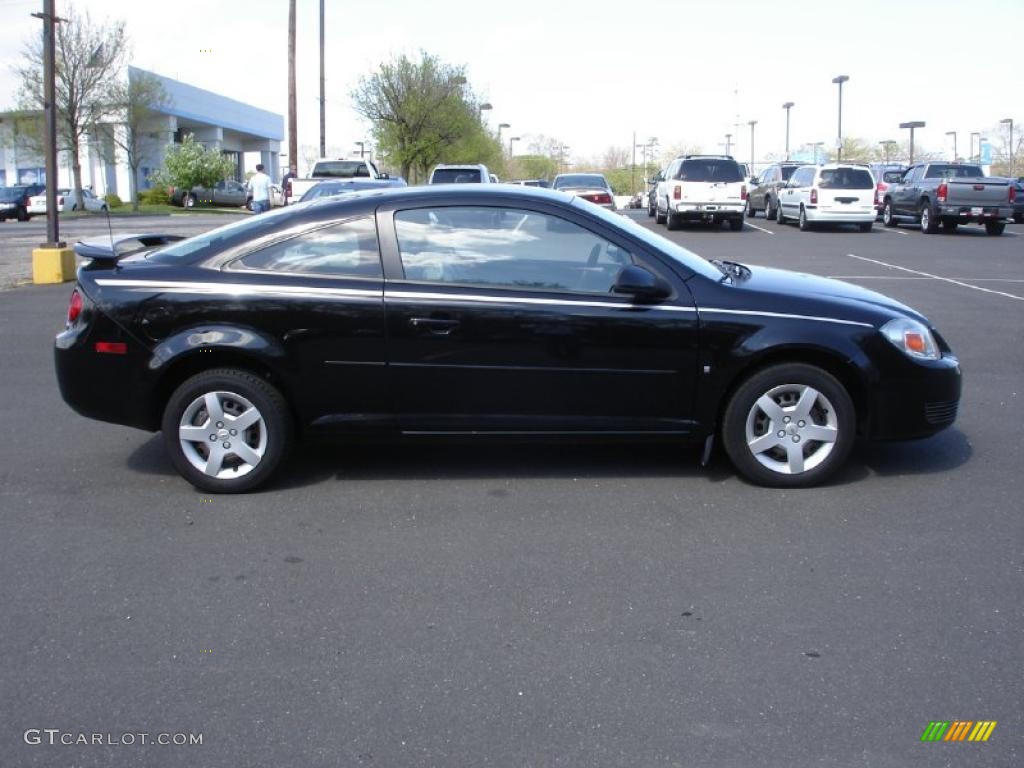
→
(14, 8, 127, 210)
(108, 70, 169, 211)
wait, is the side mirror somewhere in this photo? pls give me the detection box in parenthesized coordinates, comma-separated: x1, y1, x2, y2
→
(612, 265, 671, 301)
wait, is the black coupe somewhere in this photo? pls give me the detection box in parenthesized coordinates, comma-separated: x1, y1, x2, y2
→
(55, 186, 961, 492)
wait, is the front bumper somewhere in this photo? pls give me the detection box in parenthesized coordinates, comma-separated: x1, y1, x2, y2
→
(867, 348, 962, 440)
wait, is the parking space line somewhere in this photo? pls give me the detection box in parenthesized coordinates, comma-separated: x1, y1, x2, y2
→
(829, 276, 1024, 282)
(847, 254, 1024, 302)
(877, 228, 909, 235)
(744, 222, 774, 235)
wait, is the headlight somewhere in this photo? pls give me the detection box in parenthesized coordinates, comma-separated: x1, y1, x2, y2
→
(881, 318, 940, 361)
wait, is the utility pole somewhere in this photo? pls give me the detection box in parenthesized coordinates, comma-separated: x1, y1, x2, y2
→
(832, 75, 849, 162)
(318, 0, 325, 157)
(782, 102, 794, 160)
(724, 133, 732, 155)
(32, 0, 63, 248)
(288, 0, 297, 168)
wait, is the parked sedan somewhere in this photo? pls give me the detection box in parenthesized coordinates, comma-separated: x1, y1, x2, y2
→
(299, 177, 408, 203)
(169, 179, 249, 208)
(28, 187, 108, 214)
(0, 184, 46, 221)
(55, 185, 960, 493)
(552, 173, 616, 209)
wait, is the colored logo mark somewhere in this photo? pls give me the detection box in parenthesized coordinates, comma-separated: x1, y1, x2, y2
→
(921, 721, 997, 742)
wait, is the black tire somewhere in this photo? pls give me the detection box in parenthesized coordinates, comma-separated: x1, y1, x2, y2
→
(665, 209, 680, 230)
(745, 198, 754, 218)
(985, 221, 1005, 236)
(859, 222, 872, 232)
(722, 363, 855, 488)
(798, 207, 811, 231)
(920, 203, 938, 234)
(655, 199, 667, 225)
(161, 368, 293, 493)
(183, 193, 195, 209)
(16, 206, 29, 222)
(729, 217, 744, 231)
(882, 200, 897, 227)
(764, 196, 775, 220)
(776, 200, 786, 224)
(647, 197, 655, 217)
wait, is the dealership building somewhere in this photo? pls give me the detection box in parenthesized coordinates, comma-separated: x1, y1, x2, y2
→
(0, 66, 284, 199)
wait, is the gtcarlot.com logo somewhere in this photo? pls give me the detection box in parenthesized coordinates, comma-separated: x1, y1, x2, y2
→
(24, 729, 203, 746)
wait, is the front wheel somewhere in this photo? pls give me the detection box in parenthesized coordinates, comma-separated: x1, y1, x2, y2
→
(985, 221, 1005, 236)
(764, 196, 775, 220)
(655, 199, 667, 225)
(161, 368, 293, 493)
(798, 207, 811, 231)
(722, 363, 855, 488)
(775, 201, 786, 224)
(647, 197, 655, 217)
(882, 200, 897, 227)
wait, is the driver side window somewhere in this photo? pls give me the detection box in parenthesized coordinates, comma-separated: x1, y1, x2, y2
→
(394, 207, 636, 294)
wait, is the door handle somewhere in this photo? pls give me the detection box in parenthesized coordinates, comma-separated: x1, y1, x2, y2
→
(409, 317, 459, 335)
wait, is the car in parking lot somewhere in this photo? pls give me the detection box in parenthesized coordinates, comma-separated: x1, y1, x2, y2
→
(867, 163, 907, 216)
(169, 179, 249, 209)
(654, 155, 746, 231)
(776, 164, 876, 231)
(299, 177, 408, 203)
(747, 162, 806, 219)
(0, 184, 46, 221)
(28, 187, 108, 214)
(1012, 177, 1024, 223)
(428, 164, 494, 184)
(551, 173, 616, 209)
(55, 185, 961, 493)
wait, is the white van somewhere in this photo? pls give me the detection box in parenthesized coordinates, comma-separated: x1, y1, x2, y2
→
(428, 164, 494, 184)
(776, 164, 877, 231)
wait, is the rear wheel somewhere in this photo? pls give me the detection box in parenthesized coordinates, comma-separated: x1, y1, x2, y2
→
(919, 204, 938, 234)
(722, 363, 855, 488)
(665, 209, 680, 230)
(764, 196, 775, 220)
(798, 207, 811, 231)
(161, 368, 293, 493)
(882, 200, 897, 227)
(16, 207, 29, 222)
(729, 217, 744, 231)
(859, 222, 872, 232)
(745, 199, 754, 218)
(985, 221, 1005, 236)
(655, 199, 666, 225)
(647, 196, 655, 217)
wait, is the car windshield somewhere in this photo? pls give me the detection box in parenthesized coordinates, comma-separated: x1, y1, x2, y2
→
(819, 168, 875, 189)
(677, 160, 742, 183)
(0, 187, 29, 201)
(146, 206, 295, 264)
(553, 174, 607, 189)
(432, 168, 482, 183)
(311, 161, 371, 178)
(576, 199, 723, 281)
(925, 164, 984, 179)
(780, 166, 801, 180)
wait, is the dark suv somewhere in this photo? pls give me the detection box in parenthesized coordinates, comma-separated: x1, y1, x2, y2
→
(0, 184, 46, 222)
(746, 163, 806, 219)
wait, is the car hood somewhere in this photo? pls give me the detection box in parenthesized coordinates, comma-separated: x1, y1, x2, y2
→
(718, 263, 927, 326)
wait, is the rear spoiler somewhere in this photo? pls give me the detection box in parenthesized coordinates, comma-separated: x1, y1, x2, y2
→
(74, 233, 185, 264)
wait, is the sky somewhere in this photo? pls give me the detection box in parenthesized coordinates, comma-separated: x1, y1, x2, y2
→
(1, 0, 1021, 169)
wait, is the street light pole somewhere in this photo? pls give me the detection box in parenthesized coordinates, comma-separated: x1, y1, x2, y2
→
(509, 136, 519, 157)
(1001, 118, 1014, 176)
(724, 133, 732, 155)
(748, 120, 757, 178)
(497, 123, 510, 144)
(782, 102, 794, 160)
(945, 131, 957, 161)
(832, 75, 849, 162)
(899, 121, 926, 164)
(969, 132, 981, 163)
(879, 140, 896, 164)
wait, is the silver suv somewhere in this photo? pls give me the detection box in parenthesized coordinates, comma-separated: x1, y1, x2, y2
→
(746, 162, 807, 219)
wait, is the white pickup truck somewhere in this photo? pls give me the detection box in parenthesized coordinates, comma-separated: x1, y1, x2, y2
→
(287, 158, 393, 202)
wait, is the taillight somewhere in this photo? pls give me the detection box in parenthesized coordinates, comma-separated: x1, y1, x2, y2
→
(67, 288, 83, 325)
(810, 188, 818, 204)
(94, 342, 127, 354)
(740, 185, 747, 201)
(1010, 185, 1017, 203)
(673, 185, 681, 200)
(592, 193, 612, 204)
(937, 182, 948, 203)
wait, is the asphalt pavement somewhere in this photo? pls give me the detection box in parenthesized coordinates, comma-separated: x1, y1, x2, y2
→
(0, 211, 1021, 767)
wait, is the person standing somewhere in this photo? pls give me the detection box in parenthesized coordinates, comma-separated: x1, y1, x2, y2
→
(281, 164, 297, 205)
(247, 164, 273, 214)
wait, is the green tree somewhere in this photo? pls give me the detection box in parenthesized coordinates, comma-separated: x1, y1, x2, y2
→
(14, 7, 128, 211)
(352, 51, 489, 183)
(108, 71, 170, 211)
(150, 134, 235, 197)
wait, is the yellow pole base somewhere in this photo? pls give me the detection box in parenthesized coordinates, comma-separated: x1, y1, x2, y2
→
(32, 246, 76, 284)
